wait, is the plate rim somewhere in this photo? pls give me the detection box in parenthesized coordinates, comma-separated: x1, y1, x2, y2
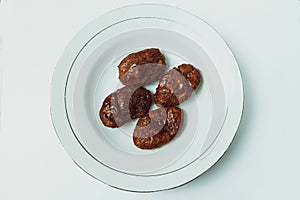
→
(50, 3, 244, 192)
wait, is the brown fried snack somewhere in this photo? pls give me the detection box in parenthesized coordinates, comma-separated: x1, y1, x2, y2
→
(154, 64, 202, 107)
(99, 86, 152, 128)
(118, 48, 167, 86)
(133, 107, 183, 149)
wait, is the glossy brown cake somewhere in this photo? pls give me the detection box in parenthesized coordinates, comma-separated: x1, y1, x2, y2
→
(99, 86, 152, 128)
(118, 48, 166, 86)
(133, 107, 183, 149)
(154, 64, 202, 107)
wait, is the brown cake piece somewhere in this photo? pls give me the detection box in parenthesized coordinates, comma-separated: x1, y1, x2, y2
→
(118, 48, 166, 86)
(133, 107, 184, 149)
(154, 64, 202, 107)
(99, 86, 152, 128)
(177, 64, 202, 90)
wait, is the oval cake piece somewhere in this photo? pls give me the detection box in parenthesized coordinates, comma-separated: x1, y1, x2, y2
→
(118, 48, 167, 86)
(154, 64, 202, 107)
(99, 86, 152, 128)
(133, 107, 184, 149)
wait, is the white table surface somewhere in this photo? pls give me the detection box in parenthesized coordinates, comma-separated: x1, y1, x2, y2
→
(1, 0, 300, 199)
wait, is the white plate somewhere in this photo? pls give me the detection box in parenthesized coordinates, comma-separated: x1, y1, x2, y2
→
(51, 4, 243, 192)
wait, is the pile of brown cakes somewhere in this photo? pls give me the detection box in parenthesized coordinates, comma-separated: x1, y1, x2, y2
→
(99, 48, 202, 150)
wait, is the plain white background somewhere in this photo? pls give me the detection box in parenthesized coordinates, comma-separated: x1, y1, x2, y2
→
(1, 0, 300, 199)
